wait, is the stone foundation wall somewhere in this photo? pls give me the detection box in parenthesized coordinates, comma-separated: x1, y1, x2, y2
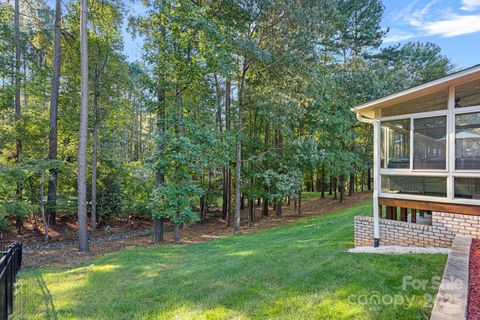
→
(355, 211, 480, 248)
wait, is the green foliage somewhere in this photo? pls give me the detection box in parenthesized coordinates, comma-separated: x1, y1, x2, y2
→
(0, 205, 9, 231)
(4, 201, 37, 221)
(149, 183, 202, 224)
(147, 118, 231, 225)
(0, 0, 455, 232)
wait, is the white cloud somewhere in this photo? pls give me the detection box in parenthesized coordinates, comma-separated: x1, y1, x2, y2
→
(383, 30, 417, 43)
(422, 13, 480, 37)
(461, 0, 480, 11)
(392, 1, 480, 39)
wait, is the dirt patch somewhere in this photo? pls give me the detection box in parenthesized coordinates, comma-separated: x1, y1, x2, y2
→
(20, 192, 372, 268)
(468, 238, 480, 320)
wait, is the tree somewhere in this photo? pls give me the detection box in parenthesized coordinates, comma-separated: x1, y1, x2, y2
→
(14, 0, 21, 201)
(89, 0, 125, 232)
(77, 0, 89, 253)
(0, 0, 456, 248)
(369, 42, 454, 95)
(47, 0, 62, 226)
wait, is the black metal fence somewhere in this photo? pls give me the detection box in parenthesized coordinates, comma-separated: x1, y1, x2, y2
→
(0, 242, 22, 320)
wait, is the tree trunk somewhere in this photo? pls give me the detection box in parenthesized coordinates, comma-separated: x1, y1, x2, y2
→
(235, 68, 247, 234)
(263, 122, 270, 216)
(16, 218, 22, 235)
(214, 74, 223, 131)
(297, 190, 302, 216)
(152, 4, 167, 243)
(321, 165, 325, 198)
(91, 79, 99, 232)
(339, 175, 345, 203)
(40, 170, 49, 242)
(262, 198, 269, 216)
(310, 171, 314, 192)
(349, 174, 354, 196)
(90, 26, 111, 233)
(222, 168, 228, 220)
(77, 0, 89, 253)
(47, 0, 62, 226)
(22, 60, 27, 109)
(200, 195, 206, 223)
(223, 80, 231, 225)
(248, 198, 254, 226)
(333, 177, 337, 200)
(361, 170, 364, 192)
(315, 168, 321, 192)
(275, 200, 282, 217)
(152, 217, 163, 243)
(240, 193, 245, 210)
(174, 224, 180, 243)
(14, 0, 22, 202)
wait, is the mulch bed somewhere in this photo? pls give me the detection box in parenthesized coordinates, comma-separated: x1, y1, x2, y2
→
(468, 238, 480, 320)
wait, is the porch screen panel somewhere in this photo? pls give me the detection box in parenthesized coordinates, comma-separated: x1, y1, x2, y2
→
(455, 79, 480, 108)
(413, 116, 447, 170)
(455, 112, 480, 170)
(381, 175, 447, 197)
(455, 178, 480, 199)
(381, 119, 410, 169)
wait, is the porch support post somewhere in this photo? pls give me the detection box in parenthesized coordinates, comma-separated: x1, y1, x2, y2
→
(357, 111, 381, 247)
(373, 111, 381, 247)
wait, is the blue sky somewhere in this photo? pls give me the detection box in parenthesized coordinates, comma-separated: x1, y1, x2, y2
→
(46, 0, 479, 69)
(381, 0, 480, 68)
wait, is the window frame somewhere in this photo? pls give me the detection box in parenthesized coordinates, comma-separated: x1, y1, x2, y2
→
(377, 85, 480, 204)
(380, 109, 449, 174)
(380, 119, 411, 170)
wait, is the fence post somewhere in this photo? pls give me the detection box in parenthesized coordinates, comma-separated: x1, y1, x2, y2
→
(0, 242, 23, 320)
(2, 256, 7, 320)
(1, 258, 5, 320)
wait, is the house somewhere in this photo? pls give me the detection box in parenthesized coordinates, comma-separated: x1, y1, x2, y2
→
(352, 65, 480, 248)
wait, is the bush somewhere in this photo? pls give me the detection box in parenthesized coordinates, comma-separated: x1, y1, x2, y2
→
(97, 176, 123, 221)
(4, 201, 38, 233)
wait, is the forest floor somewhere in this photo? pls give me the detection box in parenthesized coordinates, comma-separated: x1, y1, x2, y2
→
(17, 192, 372, 268)
(17, 199, 446, 320)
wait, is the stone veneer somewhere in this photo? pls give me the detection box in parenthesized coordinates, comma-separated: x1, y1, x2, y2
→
(355, 212, 480, 248)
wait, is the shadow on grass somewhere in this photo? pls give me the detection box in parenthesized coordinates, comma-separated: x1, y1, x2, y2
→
(20, 201, 446, 319)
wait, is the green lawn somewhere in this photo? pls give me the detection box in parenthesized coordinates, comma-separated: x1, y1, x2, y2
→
(19, 201, 446, 319)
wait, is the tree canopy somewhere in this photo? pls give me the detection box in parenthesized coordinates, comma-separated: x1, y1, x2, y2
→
(0, 0, 454, 247)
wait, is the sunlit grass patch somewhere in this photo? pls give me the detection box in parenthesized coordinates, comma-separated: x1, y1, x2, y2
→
(18, 200, 446, 319)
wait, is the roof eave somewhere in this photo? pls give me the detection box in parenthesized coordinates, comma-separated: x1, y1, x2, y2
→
(352, 64, 480, 116)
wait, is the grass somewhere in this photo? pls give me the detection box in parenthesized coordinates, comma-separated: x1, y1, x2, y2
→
(19, 201, 446, 319)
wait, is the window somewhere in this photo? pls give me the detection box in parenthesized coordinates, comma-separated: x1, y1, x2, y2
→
(455, 178, 480, 199)
(381, 175, 447, 197)
(456, 112, 480, 170)
(381, 119, 410, 169)
(381, 90, 448, 117)
(413, 116, 447, 170)
(455, 79, 480, 108)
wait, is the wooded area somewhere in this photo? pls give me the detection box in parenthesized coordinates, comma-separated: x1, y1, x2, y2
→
(0, 0, 453, 252)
